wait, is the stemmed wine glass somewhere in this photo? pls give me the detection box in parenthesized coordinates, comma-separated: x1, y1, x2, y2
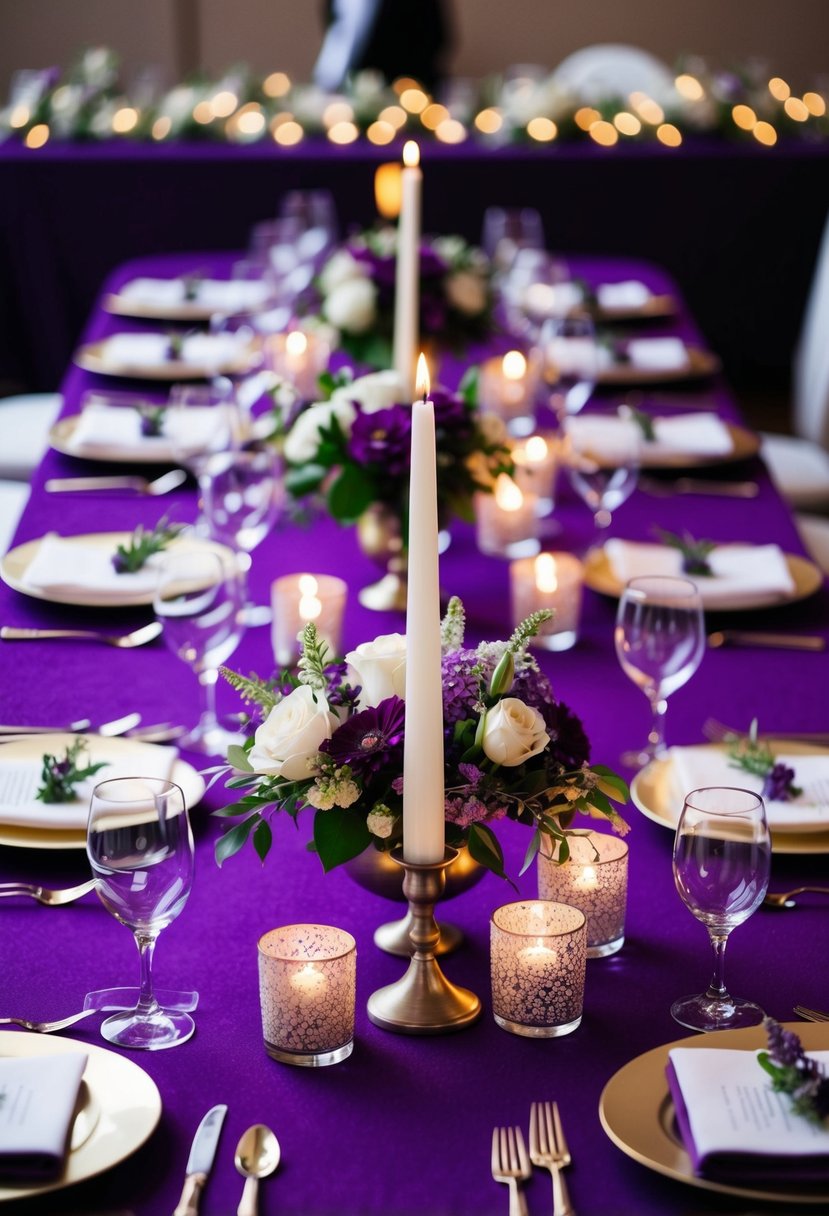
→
(87, 776, 195, 1050)
(153, 548, 246, 754)
(614, 575, 705, 767)
(540, 313, 600, 421)
(671, 786, 771, 1031)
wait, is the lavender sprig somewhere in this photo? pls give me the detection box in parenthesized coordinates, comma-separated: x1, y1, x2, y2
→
(36, 738, 109, 803)
(758, 1017, 829, 1123)
(654, 527, 716, 576)
(726, 719, 802, 801)
(135, 403, 167, 437)
(111, 515, 185, 573)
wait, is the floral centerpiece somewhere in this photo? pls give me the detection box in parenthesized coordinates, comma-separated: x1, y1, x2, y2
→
(212, 596, 629, 882)
(313, 228, 493, 368)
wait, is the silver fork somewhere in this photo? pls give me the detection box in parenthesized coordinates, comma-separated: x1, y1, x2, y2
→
(491, 1126, 531, 1216)
(702, 718, 829, 746)
(530, 1101, 575, 1216)
(0, 878, 97, 904)
(45, 469, 187, 496)
(794, 1005, 829, 1022)
(0, 1008, 97, 1033)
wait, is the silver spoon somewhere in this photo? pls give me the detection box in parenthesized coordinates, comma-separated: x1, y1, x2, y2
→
(234, 1124, 280, 1216)
(44, 469, 188, 495)
(764, 886, 829, 909)
(0, 621, 163, 648)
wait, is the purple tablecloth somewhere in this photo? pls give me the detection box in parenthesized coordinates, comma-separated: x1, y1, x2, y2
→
(0, 252, 827, 1216)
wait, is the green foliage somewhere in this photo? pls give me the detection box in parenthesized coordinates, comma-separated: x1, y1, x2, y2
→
(112, 515, 185, 573)
(654, 527, 716, 576)
(36, 738, 109, 803)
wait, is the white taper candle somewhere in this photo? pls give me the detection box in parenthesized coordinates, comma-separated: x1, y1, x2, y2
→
(393, 141, 422, 399)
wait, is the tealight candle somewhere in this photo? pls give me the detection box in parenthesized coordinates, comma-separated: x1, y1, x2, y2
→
(537, 832, 629, 958)
(271, 573, 347, 667)
(475, 473, 539, 559)
(511, 432, 559, 514)
(490, 901, 586, 1037)
(477, 349, 541, 436)
(509, 551, 584, 650)
(265, 327, 331, 400)
(258, 924, 356, 1066)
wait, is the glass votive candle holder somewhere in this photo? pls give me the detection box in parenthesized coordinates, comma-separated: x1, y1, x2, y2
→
(264, 327, 331, 400)
(510, 551, 583, 651)
(511, 433, 559, 515)
(271, 573, 347, 667)
(537, 832, 629, 958)
(478, 350, 541, 436)
(258, 924, 356, 1066)
(490, 901, 587, 1037)
(475, 474, 539, 559)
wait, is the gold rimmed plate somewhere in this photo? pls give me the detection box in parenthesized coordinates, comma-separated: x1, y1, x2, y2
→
(74, 338, 258, 381)
(594, 292, 677, 322)
(630, 743, 829, 854)
(638, 422, 760, 468)
(0, 1030, 162, 1203)
(599, 1022, 829, 1205)
(597, 346, 721, 386)
(583, 546, 822, 612)
(49, 414, 182, 465)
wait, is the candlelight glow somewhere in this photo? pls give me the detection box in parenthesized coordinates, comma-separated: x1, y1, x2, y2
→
(495, 474, 524, 512)
(435, 118, 466, 142)
(635, 98, 664, 125)
(24, 123, 49, 148)
(211, 90, 238, 118)
(233, 105, 266, 136)
(589, 120, 618, 147)
(323, 101, 353, 127)
(286, 331, 308, 357)
(753, 121, 777, 146)
(379, 105, 407, 129)
(614, 111, 642, 136)
(415, 353, 430, 400)
(527, 117, 557, 142)
(367, 120, 395, 145)
(9, 104, 30, 128)
(675, 74, 704, 101)
(803, 92, 826, 116)
(657, 123, 682, 147)
(374, 162, 402, 218)
(768, 77, 791, 101)
(421, 103, 449, 130)
(193, 100, 214, 124)
(152, 116, 172, 140)
(403, 139, 420, 168)
(112, 106, 139, 133)
(400, 89, 428, 115)
(328, 121, 359, 144)
(272, 119, 303, 145)
(524, 436, 549, 462)
(784, 97, 809, 122)
(502, 351, 527, 380)
(575, 106, 600, 131)
(732, 104, 757, 131)
(534, 553, 558, 593)
(263, 71, 291, 98)
(298, 574, 319, 596)
(475, 107, 503, 134)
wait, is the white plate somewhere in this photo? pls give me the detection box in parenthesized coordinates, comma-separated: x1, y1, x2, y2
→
(630, 742, 829, 854)
(596, 345, 721, 385)
(600, 1022, 829, 1205)
(0, 732, 205, 849)
(0, 1030, 161, 1203)
(50, 413, 184, 465)
(0, 532, 237, 608)
(74, 337, 258, 381)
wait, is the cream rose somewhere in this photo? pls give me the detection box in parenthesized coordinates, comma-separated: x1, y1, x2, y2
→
(319, 249, 368, 296)
(331, 369, 406, 414)
(445, 269, 488, 316)
(324, 277, 377, 335)
(346, 632, 407, 709)
(283, 398, 357, 464)
(247, 685, 336, 780)
(481, 698, 549, 767)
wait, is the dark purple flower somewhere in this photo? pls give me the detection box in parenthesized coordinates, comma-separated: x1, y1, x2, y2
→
(767, 1019, 807, 1068)
(323, 661, 361, 711)
(322, 695, 405, 778)
(762, 762, 799, 802)
(347, 406, 412, 476)
(511, 668, 591, 770)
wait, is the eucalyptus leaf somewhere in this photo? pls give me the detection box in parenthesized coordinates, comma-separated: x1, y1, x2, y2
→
(215, 814, 260, 866)
(313, 807, 372, 872)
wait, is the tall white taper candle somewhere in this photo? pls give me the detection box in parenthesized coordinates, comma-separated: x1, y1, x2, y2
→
(402, 354, 445, 864)
(393, 141, 422, 398)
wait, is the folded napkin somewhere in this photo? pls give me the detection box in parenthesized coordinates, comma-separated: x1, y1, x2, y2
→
(23, 534, 164, 601)
(649, 412, 734, 457)
(521, 280, 584, 319)
(101, 332, 248, 370)
(596, 280, 651, 311)
(604, 539, 795, 607)
(0, 1052, 87, 1181)
(0, 740, 179, 829)
(546, 336, 613, 378)
(670, 745, 829, 832)
(667, 1047, 829, 1183)
(119, 276, 270, 313)
(625, 337, 689, 372)
(564, 416, 641, 465)
(69, 402, 230, 457)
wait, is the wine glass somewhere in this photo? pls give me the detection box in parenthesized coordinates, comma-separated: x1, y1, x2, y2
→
(541, 313, 600, 421)
(166, 376, 241, 474)
(200, 447, 281, 554)
(153, 548, 246, 754)
(614, 576, 705, 767)
(671, 786, 771, 1031)
(566, 421, 640, 531)
(87, 776, 195, 1050)
(482, 206, 544, 276)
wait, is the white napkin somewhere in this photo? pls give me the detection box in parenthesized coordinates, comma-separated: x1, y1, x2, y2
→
(546, 336, 612, 378)
(604, 539, 795, 607)
(68, 403, 231, 459)
(649, 412, 734, 457)
(564, 416, 641, 465)
(0, 741, 179, 829)
(669, 745, 829, 832)
(626, 337, 689, 371)
(0, 1052, 87, 1180)
(521, 281, 584, 319)
(119, 277, 270, 312)
(596, 280, 651, 311)
(23, 534, 164, 601)
(101, 332, 247, 370)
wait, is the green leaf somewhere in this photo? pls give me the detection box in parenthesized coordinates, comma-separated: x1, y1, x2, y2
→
(591, 766, 630, 803)
(458, 365, 479, 406)
(519, 828, 542, 877)
(285, 463, 328, 497)
(252, 818, 273, 863)
(214, 814, 260, 866)
(313, 808, 372, 872)
(327, 465, 376, 523)
(226, 744, 254, 772)
(467, 821, 509, 883)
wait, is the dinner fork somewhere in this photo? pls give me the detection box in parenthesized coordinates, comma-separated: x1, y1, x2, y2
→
(794, 1005, 829, 1022)
(530, 1101, 575, 1216)
(702, 718, 829, 746)
(0, 878, 97, 904)
(491, 1126, 531, 1216)
(45, 469, 188, 496)
(0, 1008, 97, 1033)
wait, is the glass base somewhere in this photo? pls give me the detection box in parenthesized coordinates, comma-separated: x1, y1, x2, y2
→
(494, 1013, 581, 1038)
(671, 992, 765, 1033)
(264, 1039, 353, 1067)
(621, 743, 666, 770)
(85, 986, 198, 1013)
(587, 934, 624, 959)
(534, 628, 578, 652)
(100, 1007, 195, 1050)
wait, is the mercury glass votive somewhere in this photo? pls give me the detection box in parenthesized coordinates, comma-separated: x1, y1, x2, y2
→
(490, 901, 586, 1037)
(271, 573, 347, 667)
(475, 474, 539, 559)
(509, 551, 584, 651)
(537, 832, 629, 958)
(511, 433, 559, 514)
(258, 924, 356, 1066)
(478, 350, 541, 436)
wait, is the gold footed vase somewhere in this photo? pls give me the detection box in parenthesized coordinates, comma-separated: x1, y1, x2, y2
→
(355, 505, 451, 613)
(345, 845, 484, 956)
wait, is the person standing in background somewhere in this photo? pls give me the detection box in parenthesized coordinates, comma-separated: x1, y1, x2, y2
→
(314, 0, 453, 92)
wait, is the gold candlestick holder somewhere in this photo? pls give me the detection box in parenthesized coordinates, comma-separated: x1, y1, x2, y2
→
(367, 846, 482, 1034)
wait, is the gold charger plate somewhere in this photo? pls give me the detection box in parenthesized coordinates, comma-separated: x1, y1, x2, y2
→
(630, 742, 829, 854)
(0, 532, 237, 608)
(0, 732, 205, 850)
(599, 1021, 829, 1205)
(583, 546, 822, 611)
(74, 338, 257, 380)
(0, 1029, 161, 1203)
(49, 414, 182, 465)
(595, 292, 677, 322)
(639, 422, 760, 469)
(104, 292, 220, 323)
(597, 346, 721, 386)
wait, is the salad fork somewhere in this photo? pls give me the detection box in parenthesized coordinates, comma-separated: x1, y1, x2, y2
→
(530, 1101, 576, 1216)
(0, 878, 97, 905)
(491, 1125, 531, 1216)
(45, 469, 187, 496)
(794, 1005, 829, 1022)
(0, 1009, 97, 1033)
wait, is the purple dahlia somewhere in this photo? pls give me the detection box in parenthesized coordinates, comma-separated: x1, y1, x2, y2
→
(321, 695, 405, 779)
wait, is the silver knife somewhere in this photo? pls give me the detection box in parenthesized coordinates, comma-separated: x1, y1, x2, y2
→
(708, 630, 826, 651)
(172, 1104, 227, 1216)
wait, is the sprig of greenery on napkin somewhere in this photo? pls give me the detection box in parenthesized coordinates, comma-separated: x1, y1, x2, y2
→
(760, 1017, 829, 1123)
(654, 527, 716, 576)
(726, 719, 802, 801)
(112, 516, 185, 574)
(37, 739, 109, 803)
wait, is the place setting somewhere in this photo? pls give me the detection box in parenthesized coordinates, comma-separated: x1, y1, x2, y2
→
(74, 328, 259, 381)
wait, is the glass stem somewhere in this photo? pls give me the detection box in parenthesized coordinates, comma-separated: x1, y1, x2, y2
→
(646, 690, 668, 756)
(135, 931, 160, 1015)
(198, 668, 219, 731)
(706, 932, 730, 1000)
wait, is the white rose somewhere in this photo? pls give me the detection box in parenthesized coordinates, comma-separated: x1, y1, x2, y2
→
(284, 399, 357, 464)
(481, 698, 549, 767)
(248, 685, 336, 780)
(324, 277, 378, 335)
(331, 369, 405, 414)
(346, 632, 407, 708)
(445, 269, 488, 317)
(319, 250, 368, 296)
(477, 412, 509, 445)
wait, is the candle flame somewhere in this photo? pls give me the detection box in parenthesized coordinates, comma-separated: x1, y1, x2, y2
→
(403, 139, 420, 168)
(524, 435, 548, 462)
(502, 350, 527, 381)
(297, 574, 318, 596)
(535, 553, 558, 593)
(285, 330, 308, 357)
(299, 594, 322, 622)
(494, 473, 523, 512)
(415, 353, 430, 401)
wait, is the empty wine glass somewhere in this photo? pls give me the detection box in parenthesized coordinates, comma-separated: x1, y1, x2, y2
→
(671, 786, 771, 1031)
(166, 376, 241, 474)
(615, 576, 705, 767)
(566, 420, 641, 531)
(482, 206, 544, 276)
(87, 776, 195, 1050)
(153, 548, 246, 754)
(541, 313, 600, 421)
(200, 447, 281, 554)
